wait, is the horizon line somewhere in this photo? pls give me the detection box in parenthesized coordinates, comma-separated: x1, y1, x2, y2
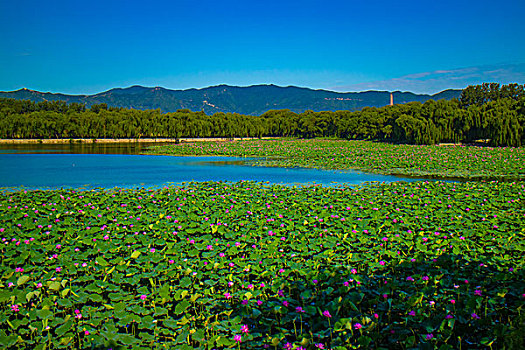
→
(0, 83, 465, 96)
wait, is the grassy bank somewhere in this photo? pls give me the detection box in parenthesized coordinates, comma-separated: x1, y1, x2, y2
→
(0, 137, 270, 144)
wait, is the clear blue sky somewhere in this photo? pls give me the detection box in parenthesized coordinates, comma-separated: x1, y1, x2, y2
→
(1, 0, 524, 94)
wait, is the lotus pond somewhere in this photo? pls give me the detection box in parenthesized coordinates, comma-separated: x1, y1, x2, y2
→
(146, 139, 525, 180)
(1, 179, 524, 349)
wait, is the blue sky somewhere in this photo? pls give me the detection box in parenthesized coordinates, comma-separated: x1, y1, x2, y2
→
(1, 0, 524, 94)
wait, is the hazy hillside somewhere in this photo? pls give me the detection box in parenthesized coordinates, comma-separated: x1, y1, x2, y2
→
(0, 84, 461, 115)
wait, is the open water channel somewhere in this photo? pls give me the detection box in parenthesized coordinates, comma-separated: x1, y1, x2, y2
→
(0, 142, 417, 189)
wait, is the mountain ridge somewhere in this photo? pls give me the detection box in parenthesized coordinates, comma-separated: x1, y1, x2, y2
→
(0, 84, 462, 115)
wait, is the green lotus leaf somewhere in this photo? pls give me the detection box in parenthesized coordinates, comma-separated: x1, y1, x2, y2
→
(115, 333, 140, 344)
(175, 300, 190, 315)
(57, 298, 72, 308)
(139, 331, 155, 342)
(96, 256, 109, 266)
(179, 277, 192, 288)
(113, 302, 126, 312)
(216, 336, 234, 346)
(17, 275, 30, 287)
(191, 329, 205, 343)
(88, 293, 103, 302)
(48, 281, 61, 292)
(163, 319, 178, 330)
(55, 319, 73, 337)
(36, 309, 53, 320)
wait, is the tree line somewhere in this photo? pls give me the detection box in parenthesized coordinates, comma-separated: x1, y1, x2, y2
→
(1, 83, 524, 146)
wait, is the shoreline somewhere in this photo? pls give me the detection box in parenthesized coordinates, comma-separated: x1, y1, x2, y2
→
(0, 137, 271, 144)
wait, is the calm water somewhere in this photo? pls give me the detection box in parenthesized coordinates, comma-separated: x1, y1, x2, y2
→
(0, 143, 417, 189)
(0, 142, 161, 155)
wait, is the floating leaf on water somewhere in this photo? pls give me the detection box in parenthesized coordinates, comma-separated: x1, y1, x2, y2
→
(60, 337, 72, 346)
(115, 333, 140, 344)
(175, 300, 190, 315)
(96, 256, 109, 266)
(180, 277, 191, 288)
(48, 281, 61, 292)
(17, 275, 30, 286)
(36, 308, 53, 320)
(191, 329, 206, 343)
(217, 336, 234, 347)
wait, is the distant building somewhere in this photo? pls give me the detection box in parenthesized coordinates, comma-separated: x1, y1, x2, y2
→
(390, 93, 394, 106)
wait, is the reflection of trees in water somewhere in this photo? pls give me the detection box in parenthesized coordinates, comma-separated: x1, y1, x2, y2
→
(0, 142, 173, 155)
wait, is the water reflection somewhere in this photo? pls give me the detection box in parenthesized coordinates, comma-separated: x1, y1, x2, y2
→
(0, 142, 175, 155)
(0, 143, 424, 190)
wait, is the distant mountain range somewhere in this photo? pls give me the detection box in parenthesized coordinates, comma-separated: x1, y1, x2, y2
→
(0, 84, 462, 115)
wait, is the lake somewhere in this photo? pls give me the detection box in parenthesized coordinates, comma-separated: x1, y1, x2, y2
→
(0, 143, 417, 189)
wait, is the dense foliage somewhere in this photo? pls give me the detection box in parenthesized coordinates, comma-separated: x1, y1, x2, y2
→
(147, 139, 525, 180)
(1, 83, 524, 146)
(1, 180, 524, 349)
